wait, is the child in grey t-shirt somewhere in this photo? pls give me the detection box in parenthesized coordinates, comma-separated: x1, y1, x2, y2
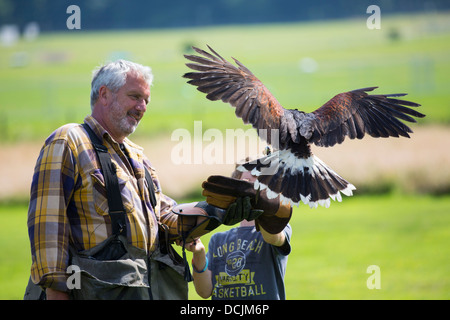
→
(207, 222, 291, 300)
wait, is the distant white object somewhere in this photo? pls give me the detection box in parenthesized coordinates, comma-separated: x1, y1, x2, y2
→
(0, 25, 19, 47)
(24, 22, 40, 41)
(299, 57, 318, 73)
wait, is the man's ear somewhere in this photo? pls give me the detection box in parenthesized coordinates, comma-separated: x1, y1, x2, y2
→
(98, 85, 110, 106)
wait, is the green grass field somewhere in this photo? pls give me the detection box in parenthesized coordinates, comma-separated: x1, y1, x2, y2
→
(0, 13, 449, 142)
(1, 194, 449, 300)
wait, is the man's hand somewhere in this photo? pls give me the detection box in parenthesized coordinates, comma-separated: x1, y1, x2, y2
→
(202, 175, 279, 213)
(202, 175, 292, 233)
(222, 196, 263, 225)
(202, 175, 255, 209)
(173, 201, 226, 242)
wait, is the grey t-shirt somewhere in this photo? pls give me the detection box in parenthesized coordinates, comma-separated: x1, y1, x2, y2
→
(207, 224, 291, 300)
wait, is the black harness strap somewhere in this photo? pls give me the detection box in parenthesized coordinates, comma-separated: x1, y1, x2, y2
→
(144, 167, 157, 209)
(81, 123, 158, 236)
(82, 123, 128, 236)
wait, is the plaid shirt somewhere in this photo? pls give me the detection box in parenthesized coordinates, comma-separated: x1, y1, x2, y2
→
(27, 115, 179, 291)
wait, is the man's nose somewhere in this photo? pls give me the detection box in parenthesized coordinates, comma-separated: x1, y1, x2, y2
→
(136, 100, 147, 112)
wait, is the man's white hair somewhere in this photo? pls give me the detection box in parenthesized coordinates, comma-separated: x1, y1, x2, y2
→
(90, 60, 153, 108)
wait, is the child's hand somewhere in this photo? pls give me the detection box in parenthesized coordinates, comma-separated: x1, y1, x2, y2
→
(176, 238, 205, 254)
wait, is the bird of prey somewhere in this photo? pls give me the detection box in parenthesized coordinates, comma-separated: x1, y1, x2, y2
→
(183, 46, 425, 208)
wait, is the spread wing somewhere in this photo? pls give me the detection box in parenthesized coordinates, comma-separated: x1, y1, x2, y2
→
(183, 46, 286, 145)
(184, 46, 426, 149)
(299, 87, 426, 147)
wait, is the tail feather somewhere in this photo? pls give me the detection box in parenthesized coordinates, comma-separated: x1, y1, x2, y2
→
(237, 150, 356, 208)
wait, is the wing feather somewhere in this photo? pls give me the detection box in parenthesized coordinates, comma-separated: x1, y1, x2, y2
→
(184, 46, 286, 142)
(184, 47, 425, 150)
(303, 87, 425, 147)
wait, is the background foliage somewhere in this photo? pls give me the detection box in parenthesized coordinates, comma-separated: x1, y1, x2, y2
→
(1, 14, 449, 142)
(2, 0, 450, 31)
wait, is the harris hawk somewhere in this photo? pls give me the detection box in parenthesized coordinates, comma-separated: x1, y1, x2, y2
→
(183, 46, 425, 208)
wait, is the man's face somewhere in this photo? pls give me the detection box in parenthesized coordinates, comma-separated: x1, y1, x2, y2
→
(99, 72, 150, 142)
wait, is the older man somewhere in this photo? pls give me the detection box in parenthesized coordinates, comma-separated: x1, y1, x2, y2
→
(25, 60, 264, 300)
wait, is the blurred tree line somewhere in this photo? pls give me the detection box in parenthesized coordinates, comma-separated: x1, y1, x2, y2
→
(0, 0, 449, 31)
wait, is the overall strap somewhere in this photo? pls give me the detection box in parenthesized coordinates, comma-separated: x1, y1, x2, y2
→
(144, 167, 157, 210)
(82, 123, 127, 237)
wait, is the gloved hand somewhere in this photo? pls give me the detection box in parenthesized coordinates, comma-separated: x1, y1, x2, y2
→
(254, 189, 292, 234)
(202, 175, 292, 233)
(173, 201, 226, 242)
(222, 196, 264, 225)
(202, 175, 255, 209)
(202, 189, 237, 209)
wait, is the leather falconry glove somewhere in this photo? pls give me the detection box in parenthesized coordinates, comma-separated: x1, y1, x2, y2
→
(202, 176, 264, 225)
(171, 199, 264, 281)
(172, 201, 227, 282)
(202, 175, 292, 234)
(173, 201, 226, 243)
(221, 196, 263, 225)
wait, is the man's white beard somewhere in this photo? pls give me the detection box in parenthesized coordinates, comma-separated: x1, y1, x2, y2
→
(110, 100, 140, 137)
